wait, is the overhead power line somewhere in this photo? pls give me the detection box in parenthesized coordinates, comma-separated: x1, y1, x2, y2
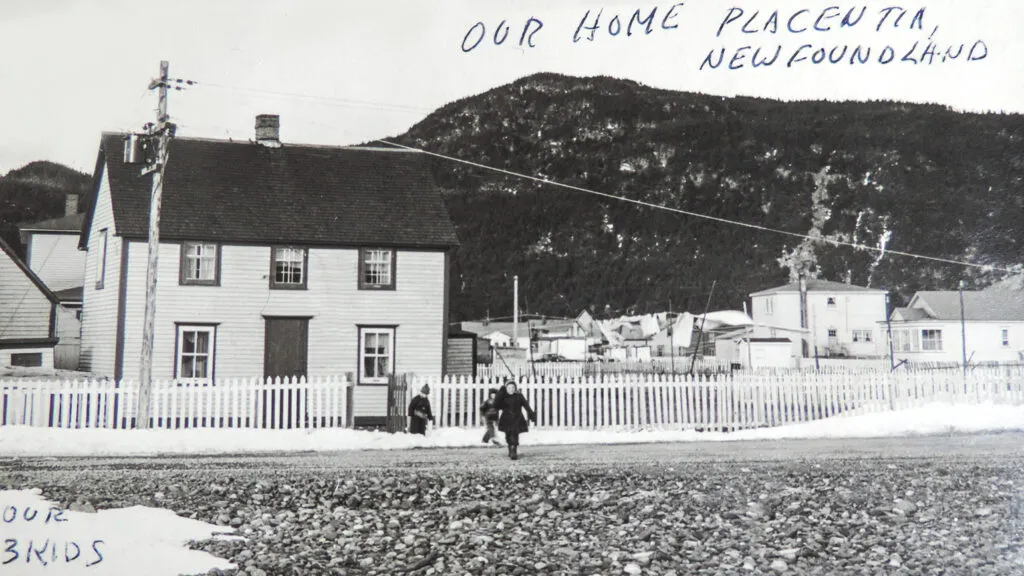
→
(374, 139, 1018, 275)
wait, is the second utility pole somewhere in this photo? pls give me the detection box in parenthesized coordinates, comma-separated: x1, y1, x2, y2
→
(136, 60, 174, 429)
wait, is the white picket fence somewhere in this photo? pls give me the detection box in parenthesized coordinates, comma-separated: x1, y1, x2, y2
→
(0, 376, 351, 430)
(3, 368, 1022, 432)
(421, 367, 1024, 431)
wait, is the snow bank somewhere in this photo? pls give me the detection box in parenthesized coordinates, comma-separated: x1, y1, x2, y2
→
(1, 402, 1022, 458)
(0, 488, 236, 575)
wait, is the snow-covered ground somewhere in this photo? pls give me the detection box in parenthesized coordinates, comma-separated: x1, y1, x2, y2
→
(1, 402, 1022, 458)
(0, 488, 238, 575)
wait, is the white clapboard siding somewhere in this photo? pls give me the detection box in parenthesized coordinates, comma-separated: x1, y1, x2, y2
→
(119, 244, 446, 382)
(27, 233, 87, 293)
(79, 169, 121, 376)
(0, 249, 53, 341)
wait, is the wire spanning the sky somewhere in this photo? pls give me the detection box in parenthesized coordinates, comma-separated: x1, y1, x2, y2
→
(374, 139, 1019, 275)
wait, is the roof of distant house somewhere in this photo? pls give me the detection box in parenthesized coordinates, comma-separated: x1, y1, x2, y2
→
(902, 290, 1024, 322)
(81, 133, 460, 250)
(19, 213, 85, 234)
(891, 307, 932, 322)
(751, 278, 887, 297)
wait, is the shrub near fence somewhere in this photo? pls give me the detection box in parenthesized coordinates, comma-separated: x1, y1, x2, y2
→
(0, 376, 351, 430)
(420, 367, 1024, 432)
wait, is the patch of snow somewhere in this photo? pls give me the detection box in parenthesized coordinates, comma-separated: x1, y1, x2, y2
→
(1, 403, 1021, 458)
(0, 488, 236, 575)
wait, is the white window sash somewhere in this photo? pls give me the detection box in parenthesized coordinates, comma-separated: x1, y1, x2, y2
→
(274, 248, 305, 284)
(359, 328, 394, 384)
(177, 326, 215, 382)
(185, 243, 217, 281)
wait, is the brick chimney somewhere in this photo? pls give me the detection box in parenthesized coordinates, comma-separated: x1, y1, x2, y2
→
(65, 193, 78, 216)
(255, 114, 281, 147)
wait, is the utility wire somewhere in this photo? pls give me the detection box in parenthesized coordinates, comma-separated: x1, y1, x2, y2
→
(373, 139, 1018, 275)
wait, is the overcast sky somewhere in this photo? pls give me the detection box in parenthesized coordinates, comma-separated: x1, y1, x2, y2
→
(1, 0, 1021, 175)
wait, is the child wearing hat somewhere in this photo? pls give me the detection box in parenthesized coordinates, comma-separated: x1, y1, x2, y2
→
(407, 384, 435, 435)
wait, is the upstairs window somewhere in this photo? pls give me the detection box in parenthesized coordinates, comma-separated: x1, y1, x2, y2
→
(180, 242, 220, 286)
(852, 329, 873, 343)
(827, 296, 837, 307)
(359, 248, 395, 290)
(1001, 328, 1010, 348)
(271, 247, 307, 289)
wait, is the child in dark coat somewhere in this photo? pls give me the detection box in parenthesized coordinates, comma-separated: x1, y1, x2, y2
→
(495, 380, 536, 460)
(480, 388, 502, 446)
(407, 384, 434, 435)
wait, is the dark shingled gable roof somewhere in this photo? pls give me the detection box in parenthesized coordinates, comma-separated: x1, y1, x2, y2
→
(82, 133, 459, 250)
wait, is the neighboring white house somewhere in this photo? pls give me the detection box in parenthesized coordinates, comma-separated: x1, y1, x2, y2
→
(0, 236, 61, 369)
(19, 204, 86, 370)
(19, 208, 86, 293)
(750, 278, 888, 359)
(78, 116, 460, 427)
(884, 289, 1024, 364)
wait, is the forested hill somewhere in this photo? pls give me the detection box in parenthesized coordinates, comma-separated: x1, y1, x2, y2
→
(388, 73, 1024, 322)
(0, 161, 91, 257)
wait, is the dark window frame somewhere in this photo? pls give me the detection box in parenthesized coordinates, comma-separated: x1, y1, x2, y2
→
(269, 246, 309, 290)
(179, 242, 222, 286)
(96, 228, 109, 290)
(10, 352, 43, 368)
(358, 248, 397, 291)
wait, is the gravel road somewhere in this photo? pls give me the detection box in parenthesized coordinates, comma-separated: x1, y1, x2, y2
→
(3, 433, 1023, 575)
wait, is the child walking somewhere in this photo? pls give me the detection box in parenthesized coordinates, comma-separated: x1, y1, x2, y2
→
(495, 380, 537, 460)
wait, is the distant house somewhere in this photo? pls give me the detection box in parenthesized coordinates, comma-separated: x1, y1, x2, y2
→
(19, 202, 86, 370)
(0, 237, 60, 369)
(78, 115, 459, 427)
(750, 278, 888, 359)
(19, 205, 86, 293)
(885, 289, 1024, 364)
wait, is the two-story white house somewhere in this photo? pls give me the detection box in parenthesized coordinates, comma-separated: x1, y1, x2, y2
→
(750, 278, 888, 359)
(78, 115, 460, 427)
(885, 289, 1024, 365)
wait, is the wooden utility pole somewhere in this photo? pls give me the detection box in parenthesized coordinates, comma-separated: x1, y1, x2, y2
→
(136, 60, 175, 429)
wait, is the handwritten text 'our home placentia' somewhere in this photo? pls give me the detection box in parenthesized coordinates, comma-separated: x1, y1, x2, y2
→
(459, 3, 990, 69)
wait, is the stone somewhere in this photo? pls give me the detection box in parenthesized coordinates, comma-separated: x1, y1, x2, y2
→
(623, 563, 642, 575)
(770, 559, 788, 572)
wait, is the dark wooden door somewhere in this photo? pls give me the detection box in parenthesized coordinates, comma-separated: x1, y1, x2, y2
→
(263, 317, 310, 428)
(264, 317, 309, 379)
